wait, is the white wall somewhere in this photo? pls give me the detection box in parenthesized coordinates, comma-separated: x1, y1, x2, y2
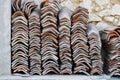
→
(0, 0, 11, 75)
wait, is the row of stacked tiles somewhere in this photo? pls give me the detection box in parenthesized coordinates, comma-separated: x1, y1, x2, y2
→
(11, 0, 120, 77)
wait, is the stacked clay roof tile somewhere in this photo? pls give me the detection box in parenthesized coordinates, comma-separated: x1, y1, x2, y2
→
(71, 6, 91, 75)
(29, 9, 42, 75)
(40, 0, 60, 75)
(87, 24, 103, 75)
(11, 0, 110, 76)
(101, 26, 120, 77)
(11, 0, 29, 75)
(58, 7, 72, 74)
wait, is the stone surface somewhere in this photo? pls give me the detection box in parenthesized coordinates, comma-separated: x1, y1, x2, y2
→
(89, 13, 102, 22)
(96, 22, 112, 31)
(110, 0, 120, 5)
(59, 0, 120, 31)
(111, 4, 120, 15)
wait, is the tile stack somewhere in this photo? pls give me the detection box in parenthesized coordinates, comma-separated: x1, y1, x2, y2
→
(11, 0, 29, 75)
(101, 26, 120, 77)
(87, 24, 103, 75)
(40, 0, 60, 75)
(29, 9, 42, 75)
(11, 0, 106, 76)
(71, 6, 91, 75)
(58, 7, 72, 74)
(21, 1, 37, 17)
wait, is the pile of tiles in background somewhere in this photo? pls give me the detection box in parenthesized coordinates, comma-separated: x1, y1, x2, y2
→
(88, 24, 103, 75)
(11, 0, 120, 77)
(40, 0, 60, 75)
(58, 7, 72, 74)
(29, 9, 42, 75)
(11, 0, 29, 75)
(71, 6, 90, 75)
(101, 26, 120, 77)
